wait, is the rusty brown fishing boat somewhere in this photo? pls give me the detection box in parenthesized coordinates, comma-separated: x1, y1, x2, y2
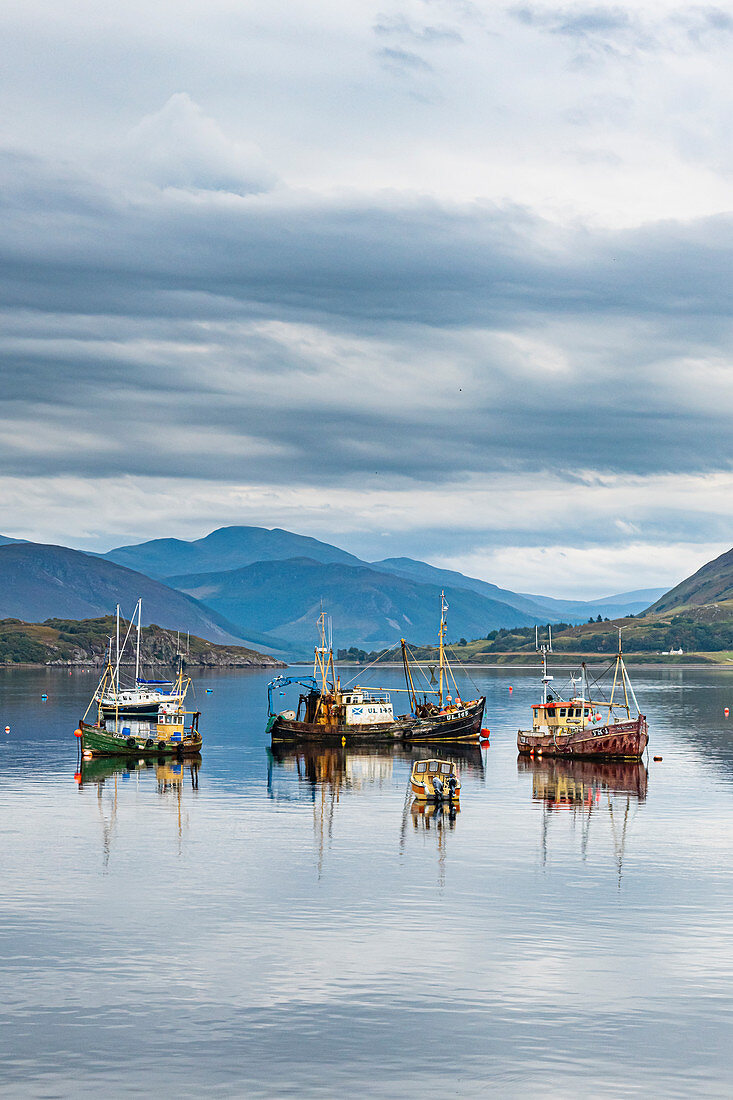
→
(517, 632, 648, 762)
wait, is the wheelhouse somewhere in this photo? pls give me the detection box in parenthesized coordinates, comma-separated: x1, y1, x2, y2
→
(532, 700, 596, 731)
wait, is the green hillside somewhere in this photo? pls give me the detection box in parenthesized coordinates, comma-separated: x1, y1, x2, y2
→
(647, 546, 733, 613)
(0, 616, 284, 667)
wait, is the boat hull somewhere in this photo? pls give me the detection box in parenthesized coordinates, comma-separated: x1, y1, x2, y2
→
(517, 715, 648, 761)
(409, 698, 485, 744)
(410, 783, 460, 802)
(268, 697, 485, 746)
(79, 720, 202, 758)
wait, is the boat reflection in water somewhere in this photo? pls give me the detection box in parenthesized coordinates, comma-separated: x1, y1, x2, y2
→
(75, 755, 201, 866)
(267, 742, 482, 877)
(77, 754, 201, 791)
(267, 742, 484, 802)
(518, 756, 648, 882)
(409, 799, 460, 829)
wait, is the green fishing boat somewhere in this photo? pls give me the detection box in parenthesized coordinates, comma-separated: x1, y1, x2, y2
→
(75, 643, 202, 758)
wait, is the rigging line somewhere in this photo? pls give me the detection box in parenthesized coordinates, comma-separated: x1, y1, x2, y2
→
(341, 642, 401, 688)
(405, 644, 440, 692)
(442, 646, 460, 694)
(446, 644, 481, 695)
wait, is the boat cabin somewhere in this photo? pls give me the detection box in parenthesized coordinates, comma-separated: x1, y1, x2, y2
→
(532, 697, 598, 733)
(295, 687, 395, 727)
(410, 759, 460, 801)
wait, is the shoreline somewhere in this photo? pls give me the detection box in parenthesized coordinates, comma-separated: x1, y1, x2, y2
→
(299, 659, 733, 671)
(0, 660, 284, 670)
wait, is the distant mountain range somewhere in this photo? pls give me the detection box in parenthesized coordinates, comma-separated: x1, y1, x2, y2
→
(0, 524, 709, 657)
(0, 542, 244, 645)
(101, 526, 361, 578)
(166, 556, 548, 650)
(96, 525, 668, 652)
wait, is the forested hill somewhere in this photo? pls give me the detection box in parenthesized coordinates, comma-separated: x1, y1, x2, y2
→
(0, 617, 284, 668)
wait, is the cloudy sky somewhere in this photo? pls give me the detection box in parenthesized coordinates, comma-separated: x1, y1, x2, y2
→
(1, 0, 732, 596)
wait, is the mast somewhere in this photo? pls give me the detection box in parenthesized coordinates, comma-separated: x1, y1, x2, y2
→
(313, 610, 336, 696)
(114, 604, 121, 691)
(401, 639, 418, 713)
(438, 591, 448, 707)
(135, 599, 142, 685)
(607, 629, 630, 721)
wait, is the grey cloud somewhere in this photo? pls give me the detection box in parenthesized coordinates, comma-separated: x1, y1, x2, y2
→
(1, 149, 732, 499)
(374, 16, 464, 44)
(4, 150, 733, 329)
(671, 7, 733, 46)
(509, 3, 733, 58)
(377, 46, 435, 73)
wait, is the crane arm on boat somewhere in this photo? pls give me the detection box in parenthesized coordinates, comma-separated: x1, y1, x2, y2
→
(266, 674, 319, 716)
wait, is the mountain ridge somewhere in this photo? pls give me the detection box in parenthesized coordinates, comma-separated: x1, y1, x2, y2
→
(0, 542, 248, 646)
(101, 525, 362, 578)
(166, 556, 548, 652)
(646, 546, 733, 614)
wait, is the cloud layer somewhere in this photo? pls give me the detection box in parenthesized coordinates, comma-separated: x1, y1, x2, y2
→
(0, 2, 732, 596)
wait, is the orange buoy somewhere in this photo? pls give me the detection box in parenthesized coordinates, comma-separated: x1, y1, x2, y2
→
(509, 686, 513, 693)
(725, 708, 730, 718)
(74, 772, 81, 783)
(3, 726, 9, 734)
(653, 755, 663, 761)
(74, 728, 83, 738)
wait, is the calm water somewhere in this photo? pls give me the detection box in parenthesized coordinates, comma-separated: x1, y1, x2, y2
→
(2, 663, 733, 1098)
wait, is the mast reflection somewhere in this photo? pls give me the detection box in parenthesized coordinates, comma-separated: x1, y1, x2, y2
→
(518, 756, 648, 883)
(267, 742, 482, 879)
(75, 755, 201, 866)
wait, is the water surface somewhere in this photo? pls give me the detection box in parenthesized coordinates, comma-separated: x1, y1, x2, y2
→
(1, 664, 733, 1097)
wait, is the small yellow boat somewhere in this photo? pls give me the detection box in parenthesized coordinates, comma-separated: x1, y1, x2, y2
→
(410, 759, 460, 802)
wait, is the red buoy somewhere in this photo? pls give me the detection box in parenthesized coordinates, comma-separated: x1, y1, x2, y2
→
(509, 686, 513, 693)
(3, 726, 9, 734)
(74, 728, 83, 738)
(725, 708, 730, 718)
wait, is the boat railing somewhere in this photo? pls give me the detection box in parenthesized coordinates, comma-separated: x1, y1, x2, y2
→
(352, 691, 392, 705)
